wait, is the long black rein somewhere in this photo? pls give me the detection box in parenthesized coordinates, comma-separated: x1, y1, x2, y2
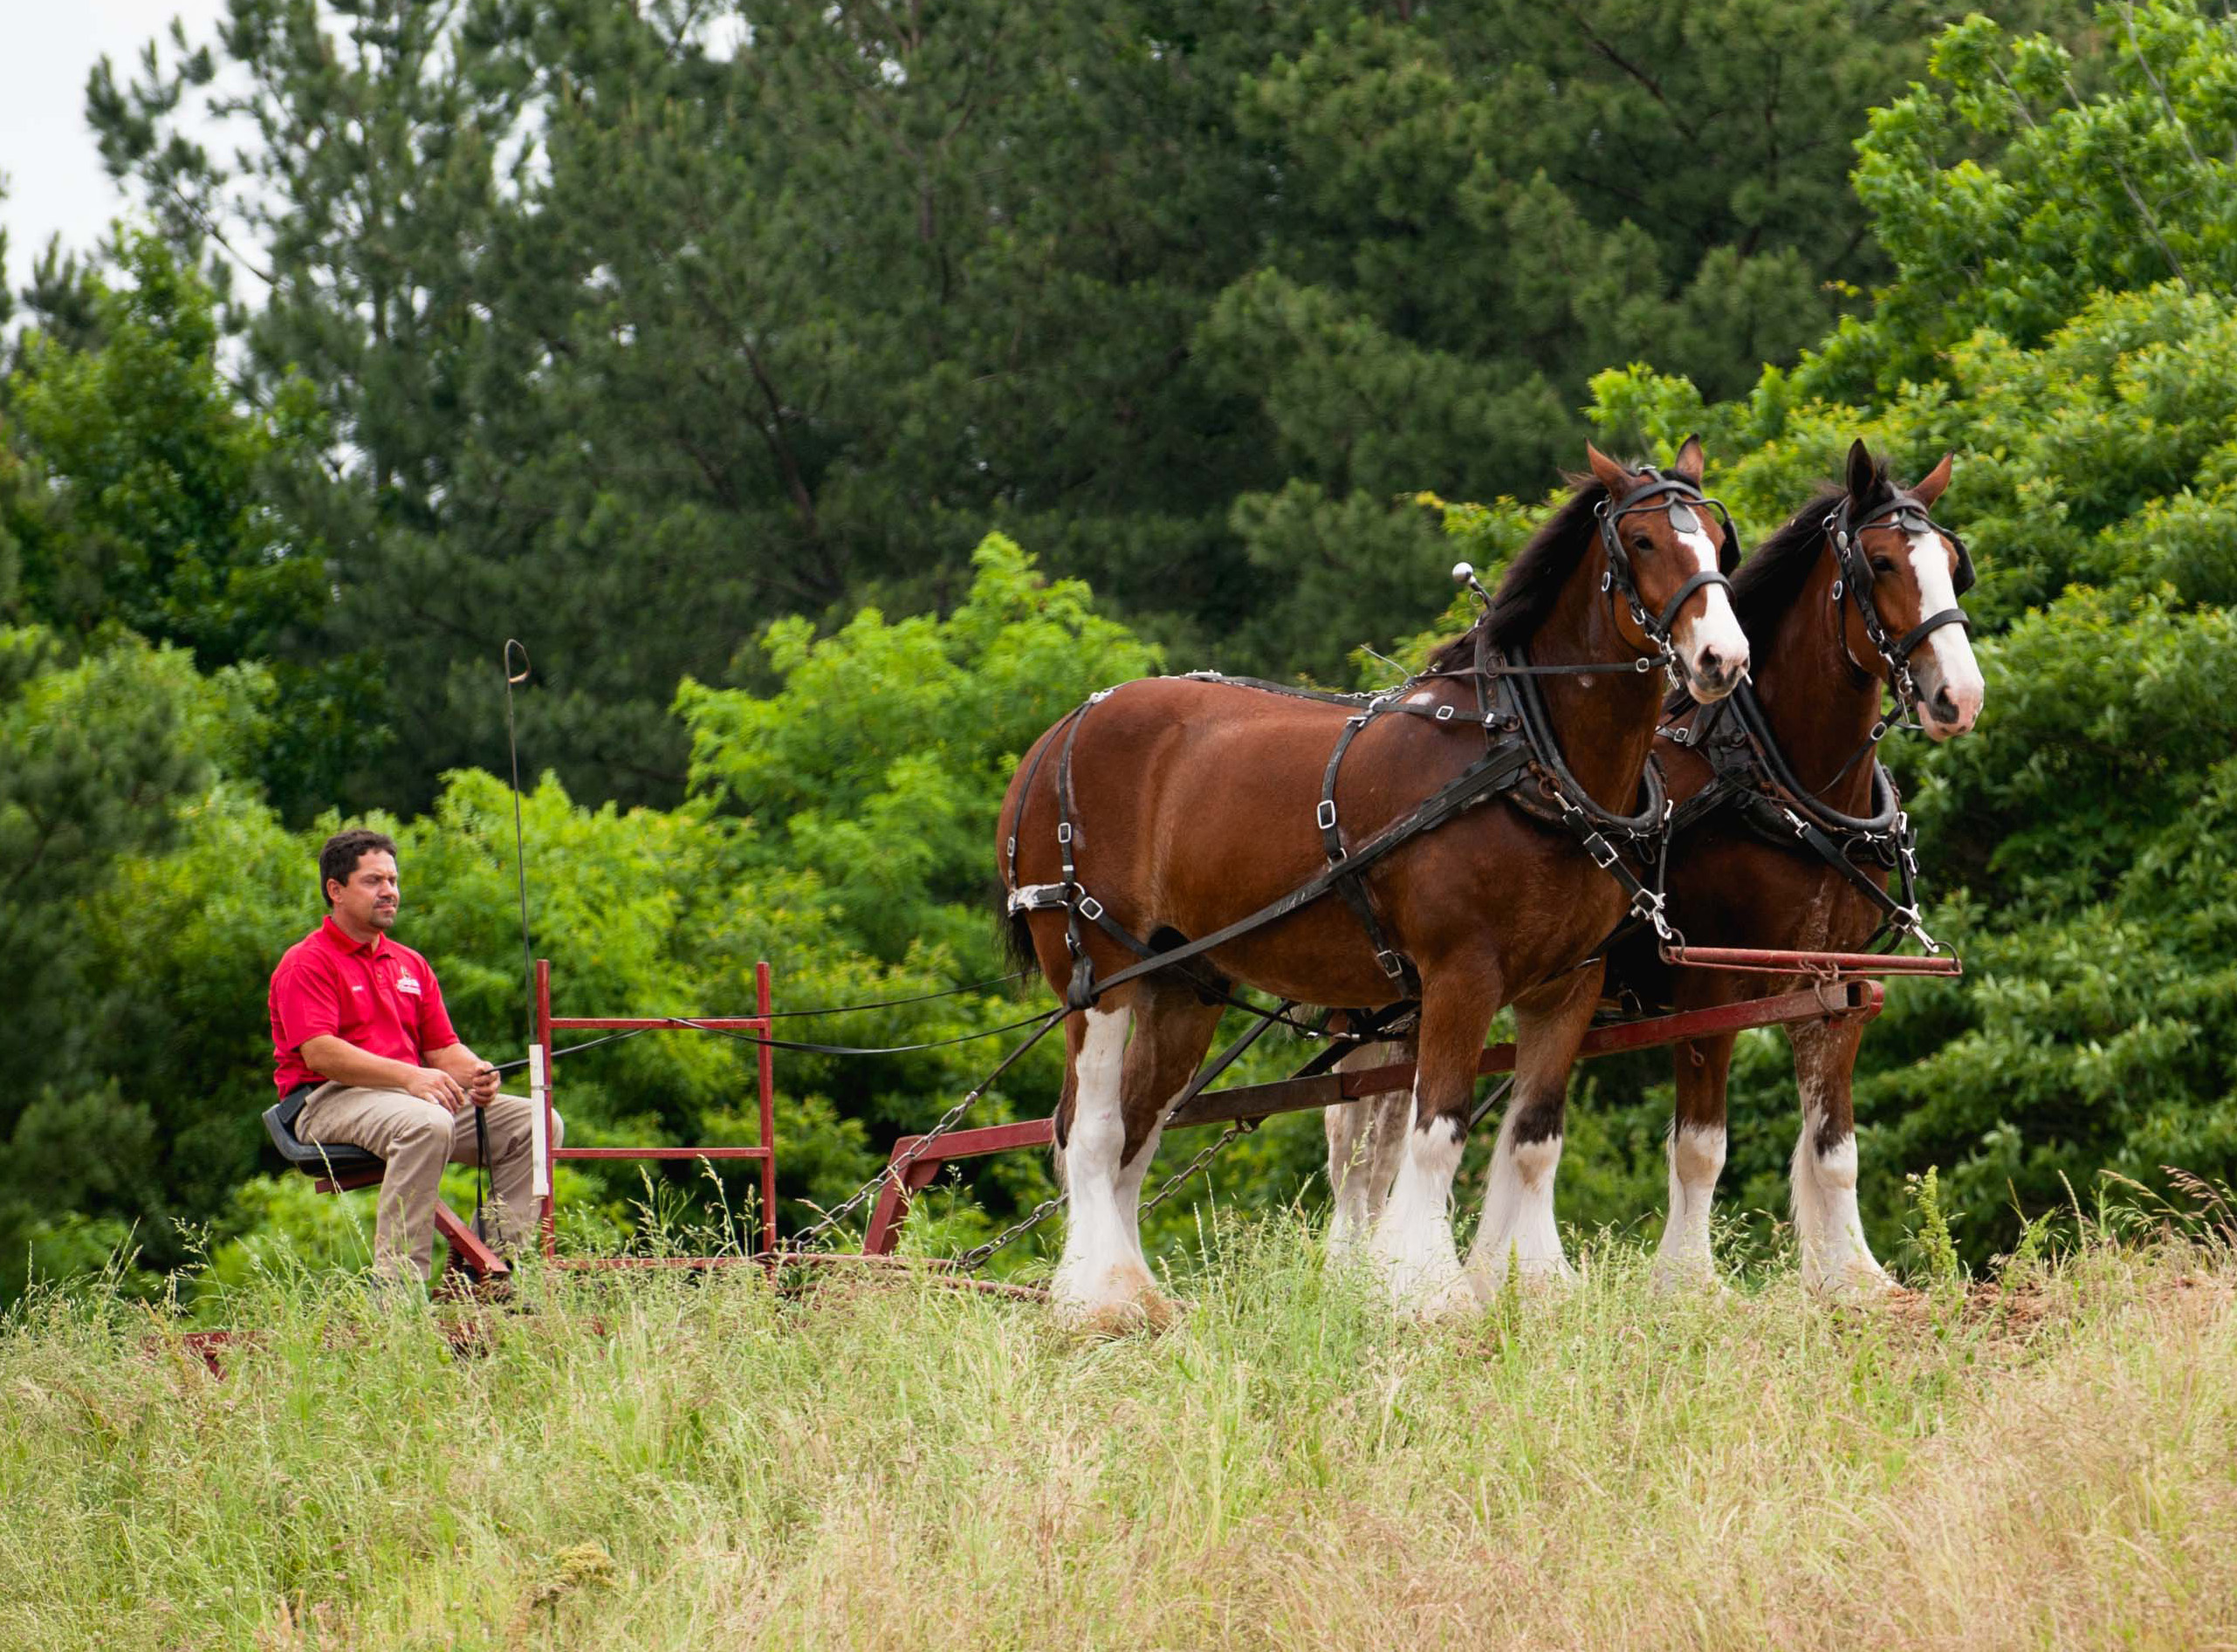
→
(1007, 470, 1733, 1013)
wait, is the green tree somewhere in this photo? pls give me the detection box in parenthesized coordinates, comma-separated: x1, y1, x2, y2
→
(4, 235, 374, 819)
(0, 629, 259, 1294)
(85, 0, 1949, 801)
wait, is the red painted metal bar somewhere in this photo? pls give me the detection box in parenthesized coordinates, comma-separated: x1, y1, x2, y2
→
(859, 982, 1885, 1255)
(431, 1203, 511, 1278)
(547, 1015, 771, 1031)
(1663, 944, 1961, 977)
(757, 961, 778, 1257)
(558, 1255, 769, 1270)
(860, 1115, 1059, 1255)
(533, 957, 780, 1270)
(555, 1147, 771, 1160)
(315, 1167, 511, 1277)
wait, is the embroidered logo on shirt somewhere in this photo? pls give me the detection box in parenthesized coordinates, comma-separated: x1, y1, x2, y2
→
(350, 985, 365, 993)
(397, 973, 422, 996)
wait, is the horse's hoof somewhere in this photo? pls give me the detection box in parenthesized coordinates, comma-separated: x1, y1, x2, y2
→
(1056, 1292, 1182, 1340)
(1649, 1258, 1726, 1297)
(1807, 1262, 1900, 1303)
(1406, 1273, 1481, 1323)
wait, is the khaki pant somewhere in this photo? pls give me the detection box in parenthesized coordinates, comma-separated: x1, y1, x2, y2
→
(297, 1085, 565, 1282)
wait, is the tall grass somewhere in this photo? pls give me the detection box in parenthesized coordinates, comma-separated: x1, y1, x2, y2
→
(4, 1203, 2234, 1650)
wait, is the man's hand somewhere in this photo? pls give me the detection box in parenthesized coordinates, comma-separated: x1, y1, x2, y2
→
(402, 1066, 470, 1113)
(469, 1063, 501, 1107)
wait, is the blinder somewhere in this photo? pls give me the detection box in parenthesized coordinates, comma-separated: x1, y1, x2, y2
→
(1595, 467, 1743, 677)
(1829, 490, 1974, 708)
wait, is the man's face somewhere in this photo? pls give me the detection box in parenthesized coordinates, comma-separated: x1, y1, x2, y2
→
(327, 851, 400, 936)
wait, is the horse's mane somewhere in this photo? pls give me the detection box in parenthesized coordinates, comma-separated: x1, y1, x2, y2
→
(1660, 464, 1897, 716)
(1425, 475, 1611, 673)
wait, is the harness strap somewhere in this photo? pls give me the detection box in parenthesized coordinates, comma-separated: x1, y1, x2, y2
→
(1656, 567, 1733, 640)
(1082, 737, 1539, 1006)
(1894, 607, 1970, 662)
(1319, 708, 1424, 995)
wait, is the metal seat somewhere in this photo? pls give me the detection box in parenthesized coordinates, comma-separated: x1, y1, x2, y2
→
(263, 1087, 383, 1177)
(259, 1086, 508, 1278)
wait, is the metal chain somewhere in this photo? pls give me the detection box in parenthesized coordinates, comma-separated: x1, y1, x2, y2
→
(1139, 1118, 1259, 1216)
(949, 1115, 1265, 1273)
(788, 1006, 1066, 1250)
(952, 1189, 1069, 1273)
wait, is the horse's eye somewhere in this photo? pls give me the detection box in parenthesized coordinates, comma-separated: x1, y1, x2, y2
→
(1631, 533, 1654, 552)
(1870, 557, 1896, 576)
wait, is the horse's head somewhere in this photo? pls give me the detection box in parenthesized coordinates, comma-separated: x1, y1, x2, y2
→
(1833, 441, 1984, 741)
(1586, 438, 1749, 703)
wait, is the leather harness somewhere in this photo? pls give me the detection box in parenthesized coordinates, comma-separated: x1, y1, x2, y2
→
(1005, 470, 1740, 1014)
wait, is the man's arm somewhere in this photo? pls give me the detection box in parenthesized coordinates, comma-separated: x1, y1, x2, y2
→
(298, 1035, 471, 1111)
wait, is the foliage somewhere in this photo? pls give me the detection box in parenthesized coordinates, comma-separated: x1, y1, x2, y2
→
(3, 235, 371, 819)
(79, 0, 1950, 802)
(12, 0, 2237, 1291)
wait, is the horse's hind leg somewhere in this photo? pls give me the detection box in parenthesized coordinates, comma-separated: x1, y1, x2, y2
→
(1651, 1031, 1734, 1290)
(1052, 983, 1220, 1331)
(1465, 964, 1602, 1291)
(1785, 1015, 1894, 1297)
(1324, 1041, 1410, 1259)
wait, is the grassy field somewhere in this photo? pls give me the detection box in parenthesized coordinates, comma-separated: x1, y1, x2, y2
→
(4, 1200, 2235, 1652)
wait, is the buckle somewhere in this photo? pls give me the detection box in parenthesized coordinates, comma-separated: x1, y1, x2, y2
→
(1434, 704, 1454, 722)
(1056, 821, 1073, 845)
(1374, 948, 1409, 980)
(1315, 799, 1339, 831)
(1078, 895, 1104, 922)
(1583, 833, 1618, 869)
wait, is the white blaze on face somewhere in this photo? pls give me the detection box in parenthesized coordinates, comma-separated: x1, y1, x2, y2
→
(1673, 524, 1748, 695)
(1906, 529, 1985, 737)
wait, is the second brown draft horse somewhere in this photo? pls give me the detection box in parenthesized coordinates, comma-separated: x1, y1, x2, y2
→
(1002, 442, 1747, 1326)
(1326, 442, 1984, 1297)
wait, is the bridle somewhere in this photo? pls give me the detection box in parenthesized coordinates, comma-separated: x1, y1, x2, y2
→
(1827, 491, 1976, 716)
(1595, 469, 1743, 690)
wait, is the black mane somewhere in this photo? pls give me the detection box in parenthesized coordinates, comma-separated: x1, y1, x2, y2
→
(1426, 476, 1611, 673)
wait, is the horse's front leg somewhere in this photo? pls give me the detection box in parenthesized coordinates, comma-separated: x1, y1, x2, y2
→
(1651, 1030, 1735, 1290)
(1366, 974, 1501, 1318)
(1785, 1014, 1895, 1297)
(1465, 963, 1603, 1291)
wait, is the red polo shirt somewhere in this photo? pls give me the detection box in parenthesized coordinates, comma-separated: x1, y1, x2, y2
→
(269, 916, 461, 1097)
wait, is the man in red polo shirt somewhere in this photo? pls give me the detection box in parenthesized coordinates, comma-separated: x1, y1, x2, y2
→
(269, 827, 563, 1286)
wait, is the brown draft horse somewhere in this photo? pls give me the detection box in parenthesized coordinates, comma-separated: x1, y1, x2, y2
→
(1000, 442, 1748, 1326)
(1327, 442, 1985, 1296)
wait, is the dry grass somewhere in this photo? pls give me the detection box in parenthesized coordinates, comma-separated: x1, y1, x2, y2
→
(3, 1210, 2234, 1651)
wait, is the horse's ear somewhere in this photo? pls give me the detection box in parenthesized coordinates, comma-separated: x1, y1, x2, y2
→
(1586, 442, 1635, 495)
(1911, 452, 1954, 508)
(1671, 434, 1705, 484)
(1844, 438, 1880, 504)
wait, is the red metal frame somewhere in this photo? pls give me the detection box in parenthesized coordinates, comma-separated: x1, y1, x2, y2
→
(859, 980, 1889, 1256)
(533, 958, 779, 1267)
(1663, 943, 1961, 978)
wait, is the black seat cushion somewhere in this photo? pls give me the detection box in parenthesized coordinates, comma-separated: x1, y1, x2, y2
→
(264, 1088, 385, 1177)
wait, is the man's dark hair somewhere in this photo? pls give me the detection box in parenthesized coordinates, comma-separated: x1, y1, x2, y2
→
(319, 828, 398, 907)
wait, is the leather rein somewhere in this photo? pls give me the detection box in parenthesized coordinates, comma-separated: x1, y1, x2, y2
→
(1005, 472, 1740, 1012)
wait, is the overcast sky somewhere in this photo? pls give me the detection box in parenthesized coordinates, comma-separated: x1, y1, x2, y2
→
(0, 0, 234, 298)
